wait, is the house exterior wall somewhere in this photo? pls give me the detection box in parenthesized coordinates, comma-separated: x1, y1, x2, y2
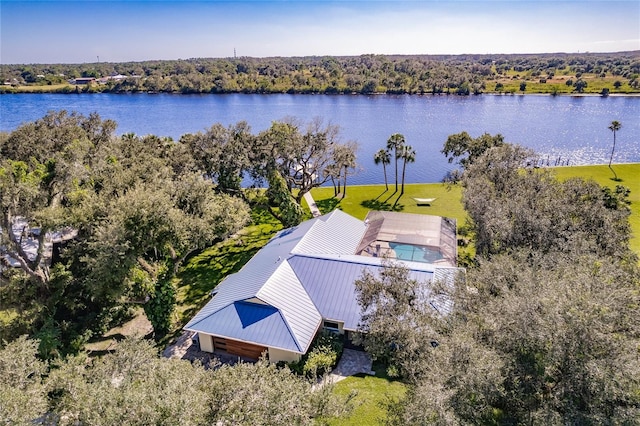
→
(268, 347, 301, 363)
(198, 333, 214, 352)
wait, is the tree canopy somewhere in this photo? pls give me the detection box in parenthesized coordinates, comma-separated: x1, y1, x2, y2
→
(355, 140, 640, 424)
(0, 337, 349, 426)
(1, 111, 251, 353)
(3, 52, 639, 95)
(254, 118, 356, 204)
(441, 131, 505, 170)
(1, 112, 358, 352)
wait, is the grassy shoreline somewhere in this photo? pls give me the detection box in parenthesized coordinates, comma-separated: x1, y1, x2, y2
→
(310, 163, 640, 254)
(3, 84, 640, 96)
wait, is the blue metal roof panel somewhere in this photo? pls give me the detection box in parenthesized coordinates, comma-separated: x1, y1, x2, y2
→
(184, 301, 302, 353)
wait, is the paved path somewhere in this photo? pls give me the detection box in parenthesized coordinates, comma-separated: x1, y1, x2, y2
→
(303, 191, 322, 218)
(327, 348, 374, 384)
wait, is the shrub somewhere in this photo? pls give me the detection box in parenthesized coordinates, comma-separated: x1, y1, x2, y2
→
(386, 364, 400, 378)
(287, 330, 344, 378)
(303, 347, 337, 377)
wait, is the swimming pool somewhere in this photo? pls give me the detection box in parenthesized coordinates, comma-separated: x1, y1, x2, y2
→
(389, 243, 443, 263)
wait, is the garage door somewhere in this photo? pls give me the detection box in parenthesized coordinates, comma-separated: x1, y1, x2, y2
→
(213, 337, 267, 360)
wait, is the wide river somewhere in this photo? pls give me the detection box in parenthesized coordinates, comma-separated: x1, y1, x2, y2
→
(1, 93, 639, 184)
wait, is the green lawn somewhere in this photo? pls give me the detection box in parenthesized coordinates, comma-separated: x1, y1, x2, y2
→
(311, 163, 640, 255)
(327, 366, 406, 426)
(310, 183, 465, 222)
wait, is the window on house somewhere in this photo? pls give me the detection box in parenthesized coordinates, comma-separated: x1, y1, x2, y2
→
(323, 321, 340, 331)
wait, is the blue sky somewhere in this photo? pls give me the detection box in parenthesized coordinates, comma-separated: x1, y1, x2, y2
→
(1, 1, 639, 64)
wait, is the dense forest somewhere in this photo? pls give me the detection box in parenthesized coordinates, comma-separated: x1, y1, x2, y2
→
(2, 51, 639, 95)
(1, 112, 639, 424)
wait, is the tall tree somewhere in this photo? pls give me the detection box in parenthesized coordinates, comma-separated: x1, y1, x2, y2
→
(0, 336, 49, 425)
(441, 131, 504, 170)
(39, 338, 351, 425)
(399, 144, 416, 195)
(254, 119, 357, 204)
(371, 253, 640, 425)
(332, 141, 357, 197)
(574, 78, 588, 93)
(355, 260, 448, 383)
(373, 148, 391, 191)
(386, 133, 405, 192)
(265, 168, 304, 228)
(357, 142, 640, 423)
(608, 120, 622, 180)
(181, 121, 254, 194)
(1, 111, 117, 288)
(462, 143, 631, 258)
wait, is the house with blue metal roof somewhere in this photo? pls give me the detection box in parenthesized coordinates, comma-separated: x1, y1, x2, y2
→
(184, 209, 462, 363)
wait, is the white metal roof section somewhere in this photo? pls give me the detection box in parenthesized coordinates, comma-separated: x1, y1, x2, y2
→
(289, 254, 460, 331)
(184, 218, 317, 330)
(257, 260, 322, 353)
(185, 209, 464, 354)
(291, 209, 367, 255)
(184, 211, 348, 348)
(429, 266, 463, 315)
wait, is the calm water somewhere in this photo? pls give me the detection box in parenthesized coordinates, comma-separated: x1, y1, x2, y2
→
(1, 93, 639, 184)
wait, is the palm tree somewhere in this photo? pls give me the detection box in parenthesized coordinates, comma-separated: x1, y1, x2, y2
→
(399, 145, 416, 195)
(373, 149, 391, 191)
(339, 143, 357, 197)
(386, 133, 405, 192)
(608, 120, 622, 180)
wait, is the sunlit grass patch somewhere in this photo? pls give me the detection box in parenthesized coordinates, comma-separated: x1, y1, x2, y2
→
(311, 183, 465, 222)
(326, 364, 406, 426)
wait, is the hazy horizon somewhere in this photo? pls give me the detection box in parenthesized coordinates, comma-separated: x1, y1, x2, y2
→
(2, 1, 639, 65)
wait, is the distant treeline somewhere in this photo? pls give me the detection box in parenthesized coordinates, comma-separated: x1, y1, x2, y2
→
(2, 51, 639, 95)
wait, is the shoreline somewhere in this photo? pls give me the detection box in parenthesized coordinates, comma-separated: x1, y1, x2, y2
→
(2, 88, 640, 97)
(327, 163, 640, 187)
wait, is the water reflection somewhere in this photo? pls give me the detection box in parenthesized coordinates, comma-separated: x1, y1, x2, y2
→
(2, 93, 638, 184)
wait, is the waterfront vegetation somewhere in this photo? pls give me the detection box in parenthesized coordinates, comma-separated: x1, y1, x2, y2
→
(2, 51, 639, 95)
(163, 161, 640, 349)
(1, 110, 639, 424)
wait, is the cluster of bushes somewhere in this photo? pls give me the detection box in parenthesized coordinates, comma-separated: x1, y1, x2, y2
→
(284, 331, 344, 378)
